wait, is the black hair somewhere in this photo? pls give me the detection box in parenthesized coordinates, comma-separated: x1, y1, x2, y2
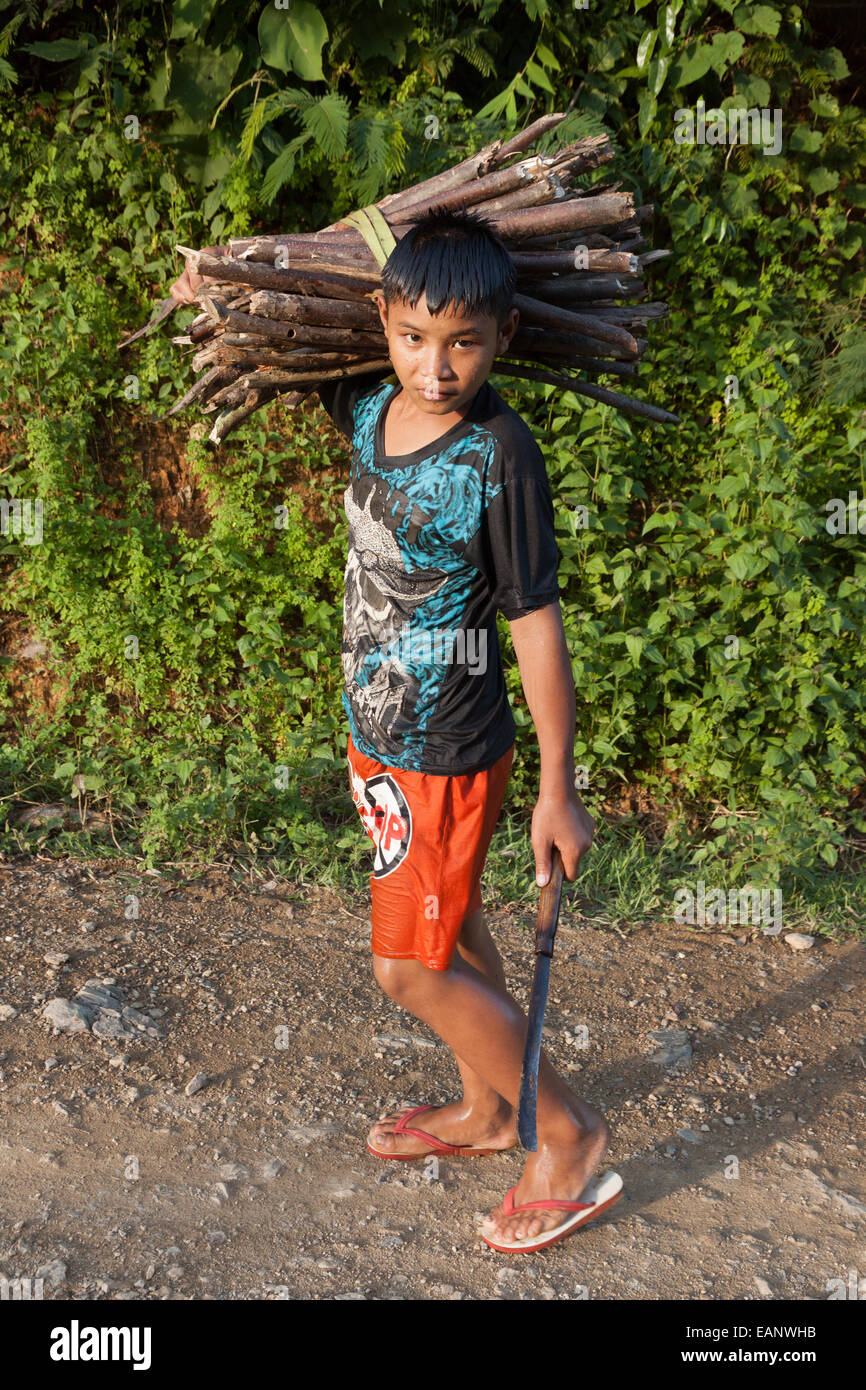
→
(380, 206, 516, 329)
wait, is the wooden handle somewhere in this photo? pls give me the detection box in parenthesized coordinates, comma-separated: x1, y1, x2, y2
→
(535, 846, 565, 957)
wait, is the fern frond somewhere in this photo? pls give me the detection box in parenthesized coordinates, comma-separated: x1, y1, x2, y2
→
(259, 131, 313, 204)
(452, 36, 496, 78)
(0, 11, 26, 60)
(301, 92, 350, 162)
(348, 112, 390, 173)
(239, 86, 311, 163)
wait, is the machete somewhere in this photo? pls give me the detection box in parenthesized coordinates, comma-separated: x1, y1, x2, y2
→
(517, 844, 565, 1151)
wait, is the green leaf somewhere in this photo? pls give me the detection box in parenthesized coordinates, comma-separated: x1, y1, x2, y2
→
(676, 43, 713, 87)
(648, 54, 671, 97)
(638, 92, 657, 137)
(727, 546, 766, 581)
(625, 632, 644, 664)
(636, 30, 656, 70)
(660, 4, 678, 50)
(22, 38, 92, 61)
(734, 73, 770, 107)
(170, 0, 220, 40)
(708, 31, 745, 74)
(810, 94, 839, 118)
(167, 41, 242, 123)
(643, 511, 676, 533)
(814, 47, 849, 81)
(526, 60, 555, 94)
(535, 43, 561, 71)
(733, 5, 782, 37)
(808, 167, 839, 196)
(259, 0, 328, 81)
(789, 125, 823, 153)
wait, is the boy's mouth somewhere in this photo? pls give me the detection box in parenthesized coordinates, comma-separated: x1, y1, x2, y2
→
(420, 383, 455, 401)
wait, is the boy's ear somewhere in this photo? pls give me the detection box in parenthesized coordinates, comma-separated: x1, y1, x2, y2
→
(497, 305, 519, 351)
(372, 291, 389, 332)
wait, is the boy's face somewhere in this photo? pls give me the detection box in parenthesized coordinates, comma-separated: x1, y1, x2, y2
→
(375, 292, 519, 415)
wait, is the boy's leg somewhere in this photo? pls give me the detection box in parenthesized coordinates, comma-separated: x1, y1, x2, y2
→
(372, 947, 610, 1245)
(368, 906, 518, 1154)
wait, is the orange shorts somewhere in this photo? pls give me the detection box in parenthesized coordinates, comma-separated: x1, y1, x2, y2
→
(346, 732, 514, 971)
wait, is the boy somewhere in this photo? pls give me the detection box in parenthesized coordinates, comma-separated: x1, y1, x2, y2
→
(171, 208, 621, 1253)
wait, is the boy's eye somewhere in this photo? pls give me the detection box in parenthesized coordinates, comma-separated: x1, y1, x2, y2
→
(403, 333, 477, 347)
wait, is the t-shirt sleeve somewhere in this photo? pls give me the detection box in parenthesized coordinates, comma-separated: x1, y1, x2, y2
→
(463, 462, 561, 620)
(317, 367, 394, 440)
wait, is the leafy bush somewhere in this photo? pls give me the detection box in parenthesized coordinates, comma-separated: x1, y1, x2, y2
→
(0, 0, 864, 915)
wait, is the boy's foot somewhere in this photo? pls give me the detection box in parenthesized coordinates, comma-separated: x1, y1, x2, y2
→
(480, 1113, 612, 1244)
(367, 1100, 517, 1158)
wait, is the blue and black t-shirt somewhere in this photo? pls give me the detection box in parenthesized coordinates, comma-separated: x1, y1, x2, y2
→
(318, 368, 561, 775)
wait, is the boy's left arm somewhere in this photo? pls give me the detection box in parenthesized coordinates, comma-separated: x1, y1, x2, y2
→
(508, 600, 594, 886)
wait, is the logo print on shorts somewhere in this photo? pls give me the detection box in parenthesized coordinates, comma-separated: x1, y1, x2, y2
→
(364, 773, 412, 877)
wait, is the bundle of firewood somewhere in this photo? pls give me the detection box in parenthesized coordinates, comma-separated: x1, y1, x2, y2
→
(120, 112, 678, 443)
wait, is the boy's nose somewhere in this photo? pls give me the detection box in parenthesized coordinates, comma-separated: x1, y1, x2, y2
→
(422, 360, 455, 381)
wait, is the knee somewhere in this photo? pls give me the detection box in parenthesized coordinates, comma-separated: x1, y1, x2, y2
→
(458, 906, 484, 949)
(373, 954, 427, 1004)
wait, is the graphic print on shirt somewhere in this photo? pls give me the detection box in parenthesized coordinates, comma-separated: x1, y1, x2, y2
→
(348, 756, 412, 877)
(343, 384, 504, 770)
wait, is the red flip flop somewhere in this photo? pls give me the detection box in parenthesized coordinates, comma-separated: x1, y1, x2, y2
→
(366, 1105, 512, 1161)
(480, 1171, 624, 1253)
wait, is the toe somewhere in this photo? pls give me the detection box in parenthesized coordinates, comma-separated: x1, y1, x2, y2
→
(371, 1126, 397, 1149)
(480, 1203, 504, 1231)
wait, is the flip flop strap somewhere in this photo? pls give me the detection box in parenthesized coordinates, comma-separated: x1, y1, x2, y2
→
(503, 1185, 593, 1216)
(394, 1106, 473, 1156)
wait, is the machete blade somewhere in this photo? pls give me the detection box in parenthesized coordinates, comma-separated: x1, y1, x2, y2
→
(517, 847, 565, 1152)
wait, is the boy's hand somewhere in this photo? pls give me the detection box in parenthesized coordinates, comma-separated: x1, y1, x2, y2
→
(531, 786, 594, 886)
(168, 245, 227, 305)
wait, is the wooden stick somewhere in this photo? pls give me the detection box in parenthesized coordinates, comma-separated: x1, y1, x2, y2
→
(208, 345, 365, 369)
(213, 304, 386, 352)
(501, 350, 638, 380)
(497, 362, 680, 423)
(488, 192, 633, 239)
(209, 387, 314, 443)
(520, 272, 647, 301)
(389, 156, 551, 224)
(510, 325, 639, 363)
(248, 289, 380, 330)
(231, 359, 392, 392)
(514, 249, 641, 274)
(588, 301, 670, 324)
(369, 114, 569, 222)
(193, 253, 381, 297)
(513, 293, 638, 354)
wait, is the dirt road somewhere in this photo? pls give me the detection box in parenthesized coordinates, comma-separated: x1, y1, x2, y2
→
(1, 854, 863, 1301)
